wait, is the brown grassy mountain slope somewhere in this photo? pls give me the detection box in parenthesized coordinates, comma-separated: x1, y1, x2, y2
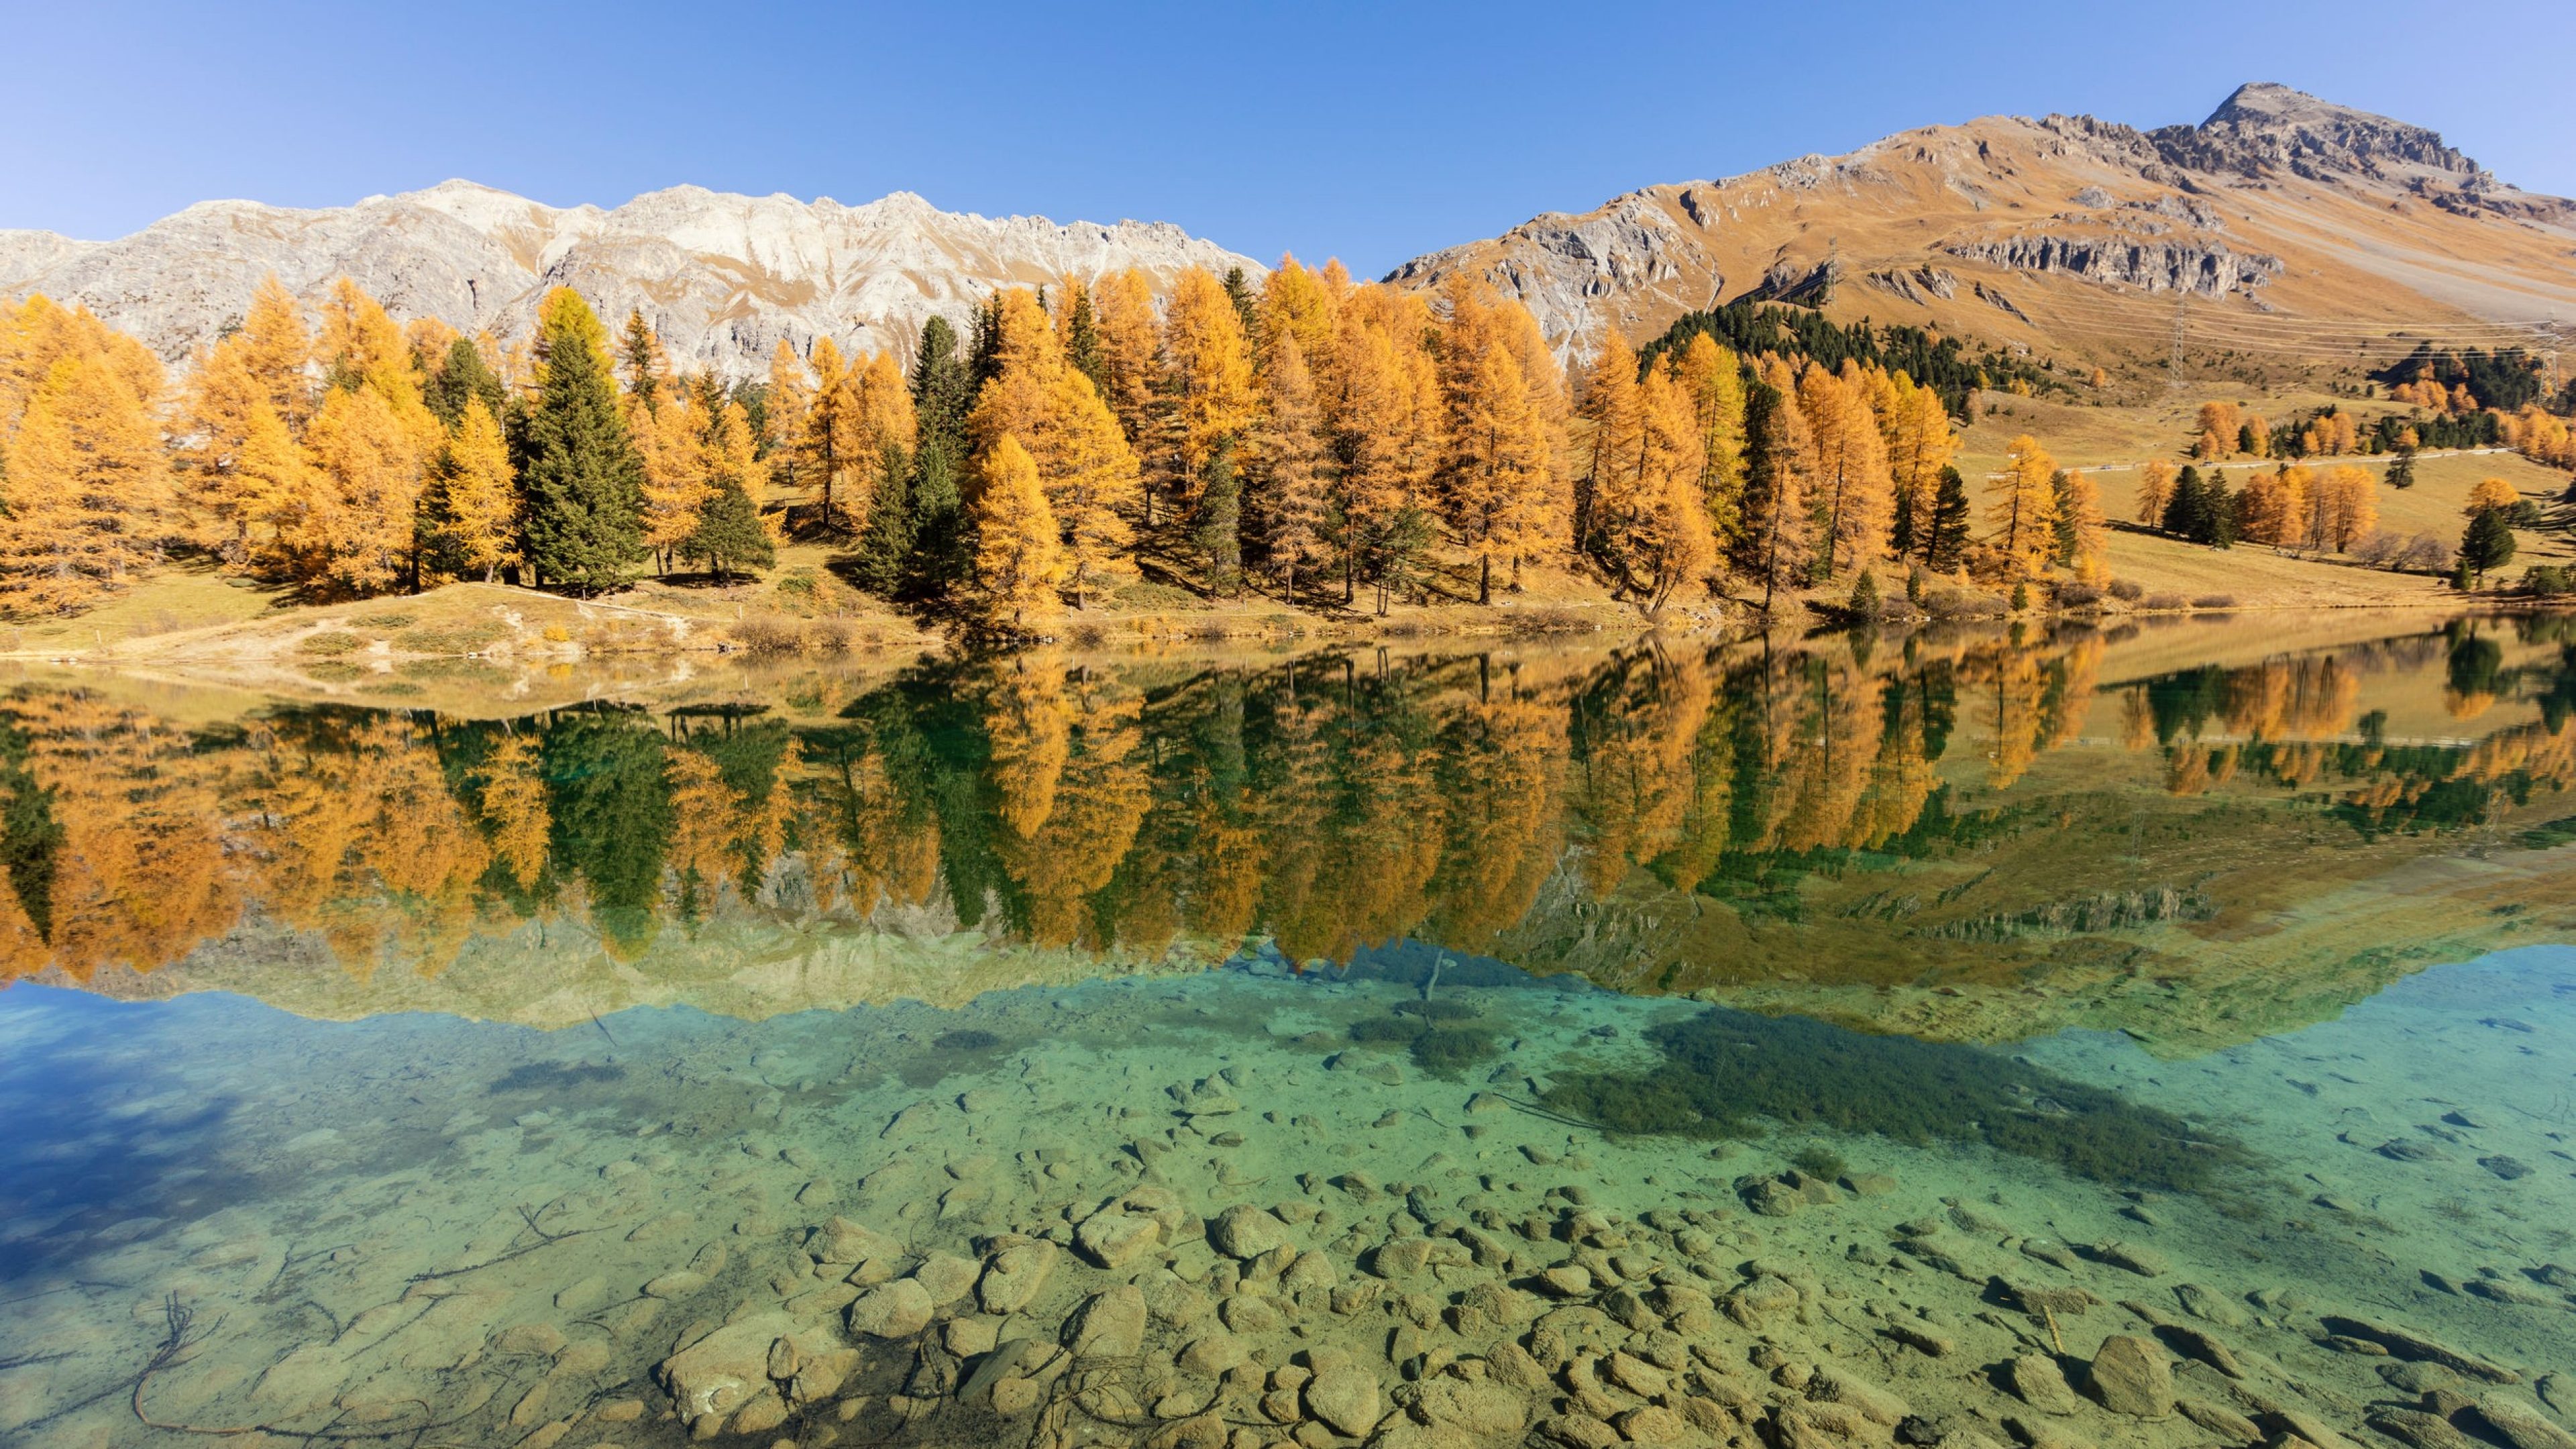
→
(1389, 83, 2576, 383)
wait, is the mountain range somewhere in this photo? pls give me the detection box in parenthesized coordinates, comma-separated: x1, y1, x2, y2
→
(0, 183, 1259, 378)
(5, 83, 2571, 379)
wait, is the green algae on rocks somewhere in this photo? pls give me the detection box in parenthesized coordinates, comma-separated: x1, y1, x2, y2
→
(1349, 1005, 1501, 1079)
(1541, 1007, 2242, 1191)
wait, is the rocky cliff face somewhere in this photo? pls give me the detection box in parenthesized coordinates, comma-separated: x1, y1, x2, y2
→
(2150, 81, 2478, 182)
(1386, 83, 2576, 366)
(0, 182, 1260, 376)
(1939, 234, 2283, 298)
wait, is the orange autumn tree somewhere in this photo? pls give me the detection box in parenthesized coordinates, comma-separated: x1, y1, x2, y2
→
(1988, 435, 2060, 580)
(0, 313, 175, 612)
(970, 436, 1065, 633)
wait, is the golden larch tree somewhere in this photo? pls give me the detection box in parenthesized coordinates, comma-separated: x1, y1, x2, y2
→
(1254, 330, 1333, 600)
(1032, 368, 1141, 608)
(635, 390, 712, 572)
(1799, 361, 1893, 577)
(1674, 332, 1746, 539)
(431, 396, 518, 582)
(299, 382, 425, 596)
(1259, 256, 1341, 376)
(1089, 269, 1163, 446)
(971, 435, 1066, 633)
(1159, 267, 1258, 515)
(2321, 464, 2377, 551)
(764, 339, 812, 488)
(2136, 459, 2177, 526)
(1882, 373, 1954, 550)
(1988, 434, 2060, 579)
(0, 352, 174, 613)
(966, 288, 1065, 478)
(2465, 476, 2520, 516)
(1575, 330, 1643, 549)
(798, 337, 863, 529)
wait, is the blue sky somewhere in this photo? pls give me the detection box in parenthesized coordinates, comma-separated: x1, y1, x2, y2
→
(6, 1, 2570, 276)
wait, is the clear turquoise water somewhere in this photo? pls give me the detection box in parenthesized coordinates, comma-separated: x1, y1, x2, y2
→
(1, 619, 2571, 1448)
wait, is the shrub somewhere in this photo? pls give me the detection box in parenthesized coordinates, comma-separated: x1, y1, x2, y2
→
(1925, 590, 2006, 620)
(541, 623, 572, 643)
(2192, 594, 2237, 610)
(2518, 566, 2576, 598)
(2053, 581, 2104, 608)
(297, 629, 364, 657)
(2143, 592, 2190, 611)
(2398, 533, 2456, 574)
(2010, 582, 2031, 611)
(729, 615, 804, 655)
(2108, 578, 2145, 602)
(806, 619, 851, 655)
(1849, 571, 1880, 619)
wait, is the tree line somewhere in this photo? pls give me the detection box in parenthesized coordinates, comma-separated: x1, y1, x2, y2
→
(0, 266, 2244, 629)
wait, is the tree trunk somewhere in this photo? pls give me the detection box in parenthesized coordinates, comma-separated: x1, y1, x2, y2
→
(1477, 552, 1491, 606)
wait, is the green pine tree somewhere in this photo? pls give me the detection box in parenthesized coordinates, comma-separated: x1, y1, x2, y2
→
(425, 337, 506, 427)
(2161, 465, 2205, 537)
(1924, 466, 1972, 571)
(2387, 445, 2418, 490)
(522, 291, 647, 594)
(1221, 266, 1260, 341)
(850, 441, 915, 596)
(902, 437, 969, 600)
(1195, 439, 1243, 594)
(911, 316, 973, 462)
(2193, 473, 2237, 547)
(684, 479, 775, 580)
(2460, 507, 2517, 586)
(1063, 286, 1108, 399)
(619, 309, 661, 411)
(965, 296, 1006, 394)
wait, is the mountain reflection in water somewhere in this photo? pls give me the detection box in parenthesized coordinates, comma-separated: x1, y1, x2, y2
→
(1, 615, 2572, 1048)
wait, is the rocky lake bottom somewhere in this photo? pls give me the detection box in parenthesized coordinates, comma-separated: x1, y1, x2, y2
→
(2, 943, 2571, 1449)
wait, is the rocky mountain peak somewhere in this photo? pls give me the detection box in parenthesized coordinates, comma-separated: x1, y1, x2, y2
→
(2151, 81, 2480, 182)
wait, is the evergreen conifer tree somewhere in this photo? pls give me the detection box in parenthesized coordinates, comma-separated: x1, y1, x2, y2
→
(1195, 439, 1243, 594)
(2161, 466, 2206, 537)
(903, 437, 968, 599)
(910, 317, 973, 462)
(682, 476, 773, 580)
(425, 337, 506, 427)
(1061, 285, 1108, 399)
(521, 290, 646, 593)
(2460, 506, 2517, 585)
(1221, 267, 1260, 341)
(1924, 466, 1971, 571)
(851, 441, 914, 596)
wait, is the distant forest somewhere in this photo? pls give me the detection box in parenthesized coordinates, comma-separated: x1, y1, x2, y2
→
(1639, 300, 2068, 417)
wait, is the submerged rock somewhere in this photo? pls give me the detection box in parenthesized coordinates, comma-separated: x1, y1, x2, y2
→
(1304, 1362, 1381, 1437)
(2006, 1354, 2082, 1415)
(1065, 1284, 1148, 1358)
(1208, 1203, 1288, 1259)
(847, 1279, 934, 1338)
(977, 1239, 1059, 1314)
(2084, 1334, 2174, 1417)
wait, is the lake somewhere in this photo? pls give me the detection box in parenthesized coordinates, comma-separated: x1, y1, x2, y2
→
(1, 613, 2571, 1449)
